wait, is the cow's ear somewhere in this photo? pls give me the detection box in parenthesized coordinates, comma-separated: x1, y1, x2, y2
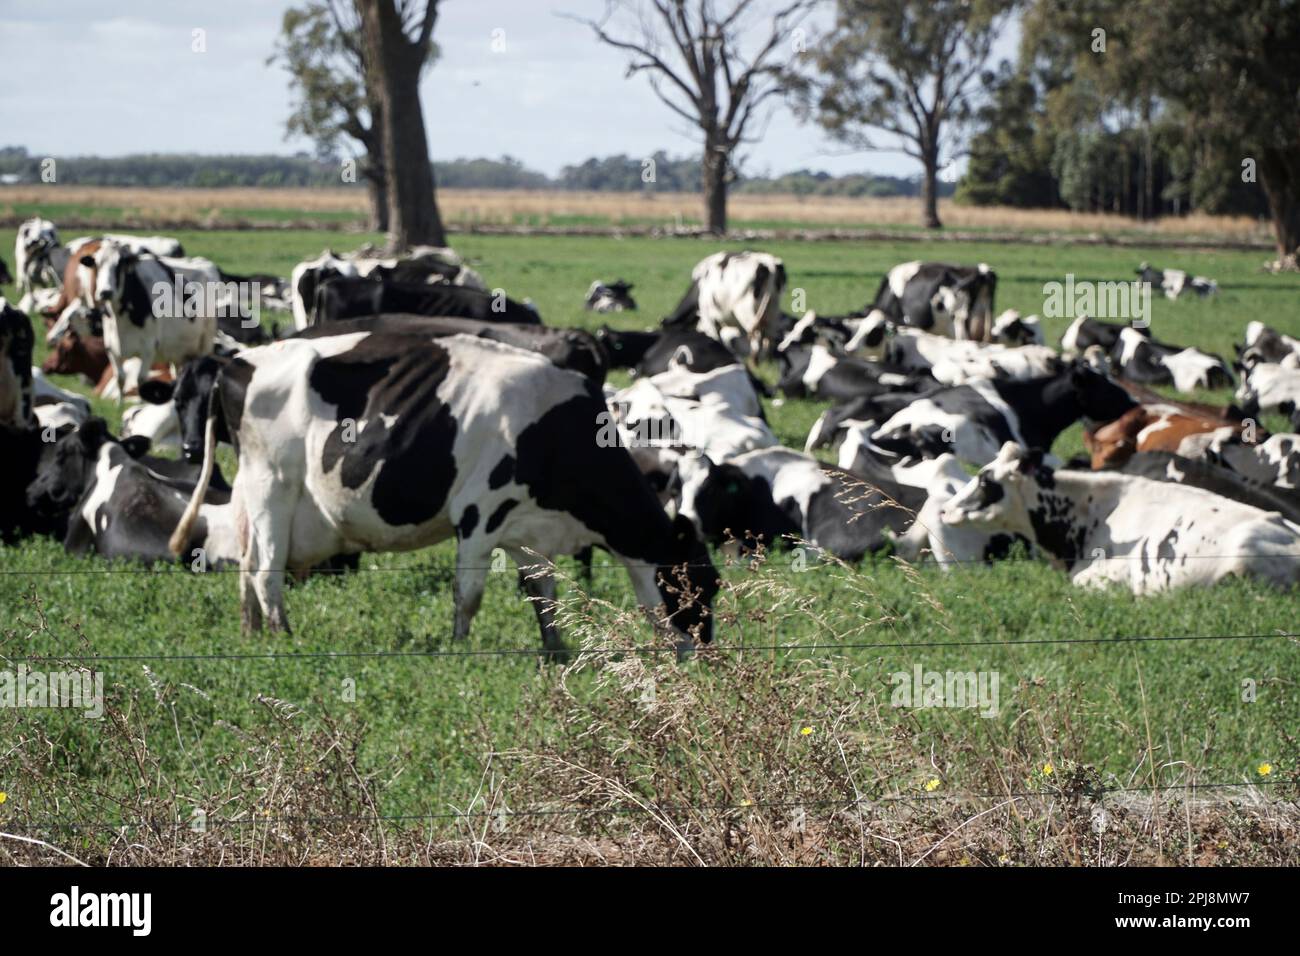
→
(138, 379, 175, 405)
(670, 513, 697, 544)
(120, 435, 151, 459)
(79, 255, 95, 268)
(77, 416, 109, 451)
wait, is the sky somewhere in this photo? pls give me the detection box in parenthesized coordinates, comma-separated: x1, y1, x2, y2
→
(0, 1, 1019, 179)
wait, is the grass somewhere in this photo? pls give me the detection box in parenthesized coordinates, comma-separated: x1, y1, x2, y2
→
(1, 225, 1297, 864)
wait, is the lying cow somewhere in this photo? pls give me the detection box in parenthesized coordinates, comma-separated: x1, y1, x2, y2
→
(676, 446, 924, 561)
(1104, 450, 1300, 527)
(169, 331, 720, 653)
(585, 280, 637, 313)
(1136, 262, 1217, 299)
(1239, 322, 1300, 371)
(1060, 315, 1146, 358)
(941, 442, 1300, 593)
(870, 261, 997, 340)
(1202, 431, 1300, 490)
(1236, 362, 1300, 419)
(882, 327, 1059, 385)
(664, 251, 786, 359)
(1111, 327, 1233, 392)
(311, 275, 540, 327)
(1083, 403, 1245, 469)
(990, 310, 1044, 346)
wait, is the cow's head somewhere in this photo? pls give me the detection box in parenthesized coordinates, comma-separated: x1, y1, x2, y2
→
(26, 417, 149, 522)
(41, 329, 100, 378)
(85, 240, 137, 310)
(844, 309, 892, 359)
(1070, 362, 1137, 423)
(941, 442, 1050, 533)
(139, 353, 226, 462)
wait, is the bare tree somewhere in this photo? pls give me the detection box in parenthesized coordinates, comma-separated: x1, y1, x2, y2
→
(271, 2, 388, 231)
(574, 0, 818, 235)
(357, 0, 447, 249)
(788, 0, 1015, 229)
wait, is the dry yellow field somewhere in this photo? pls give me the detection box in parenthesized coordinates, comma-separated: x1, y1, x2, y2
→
(0, 183, 1272, 241)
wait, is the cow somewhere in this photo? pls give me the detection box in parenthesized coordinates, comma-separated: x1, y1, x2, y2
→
(990, 310, 1044, 346)
(664, 251, 786, 359)
(597, 326, 751, 381)
(1236, 362, 1300, 419)
(869, 261, 997, 341)
(808, 364, 1136, 467)
(676, 446, 925, 560)
(777, 342, 930, 402)
(1082, 403, 1245, 469)
(1059, 315, 1146, 357)
(585, 280, 637, 313)
(1102, 450, 1300, 526)
(0, 298, 35, 428)
(310, 275, 540, 327)
(940, 442, 1300, 593)
(1136, 262, 1218, 299)
(167, 331, 719, 655)
(1239, 322, 1300, 370)
(1202, 431, 1300, 490)
(877, 327, 1060, 386)
(14, 218, 67, 312)
(84, 241, 220, 399)
(0, 423, 59, 540)
(1111, 327, 1234, 392)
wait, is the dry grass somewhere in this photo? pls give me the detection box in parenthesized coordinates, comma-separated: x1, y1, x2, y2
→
(0, 184, 1272, 241)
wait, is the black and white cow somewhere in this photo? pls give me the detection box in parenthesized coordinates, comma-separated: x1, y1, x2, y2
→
(777, 343, 931, 402)
(676, 447, 924, 561)
(584, 280, 637, 313)
(0, 298, 35, 428)
(870, 261, 997, 340)
(14, 218, 67, 312)
(597, 326, 749, 381)
(310, 275, 540, 326)
(1136, 262, 1218, 299)
(1236, 362, 1300, 419)
(85, 241, 221, 398)
(1238, 322, 1300, 370)
(1059, 315, 1145, 357)
(168, 331, 719, 653)
(877, 327, 1060, 386)
(808, 364, 1136, 467)
(990, 310, 1044, 346)
(1203, 432, 1300, 490)
(941, 442, 1300, 593)
(663, 251, 786, 358)
(1103, 450, 1300, 526)
(1111, 327, 1234, 392)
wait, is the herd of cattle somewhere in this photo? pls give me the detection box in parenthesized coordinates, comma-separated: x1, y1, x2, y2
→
(2, 217, 1300, 654)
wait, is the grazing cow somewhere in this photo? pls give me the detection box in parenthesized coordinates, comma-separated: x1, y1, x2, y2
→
(870, 261, 997, 340)
(168, 332, 719, 653)
(1111, 327, 1234, 392)
(1239, 322, 1300, 370)
(309, 275, 540, 327)
(811, 365, 1136, 467)
(84, 241, 220, 398)
(1103, 451, 1300, 526)
(665, 251, 786, 359)
(1136, 262, 1217, 299)
(1059, 315, 1147, 357)
(676, 446, 924, 560)
(941, 442, 1300, 593)
(990, 310, 1044, 346)
(1083, 403, 1245, 469)
(1236, 362, 1300, 418)
(0, 298, 35, 427)
(1202, 431, 1300, 490)
(585, 279, 637, 313)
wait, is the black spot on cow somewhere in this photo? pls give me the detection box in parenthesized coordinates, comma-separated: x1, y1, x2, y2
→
(309, 338, 459, 527)
(1157, 529, 1178, 563)
(1028, 493, 1087, 569)
(486, 498, 518, 534)
(488, 454, 515, 490)
(457, 505, 479, 539)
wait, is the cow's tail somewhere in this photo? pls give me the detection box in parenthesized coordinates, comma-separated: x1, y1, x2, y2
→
(169, 404, 218, 558)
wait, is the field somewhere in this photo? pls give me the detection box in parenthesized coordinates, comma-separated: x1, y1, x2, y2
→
(2, 222, 1298, 865)
(0, 185, 1275, 245)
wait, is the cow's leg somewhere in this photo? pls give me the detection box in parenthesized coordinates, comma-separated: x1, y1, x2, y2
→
(239, 533, 264, 633)
(452, 543, 490, 642)
(244, 484, 295, 634)
(510, 549, 565, 659)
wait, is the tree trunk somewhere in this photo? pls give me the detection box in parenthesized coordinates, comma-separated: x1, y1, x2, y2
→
(1259, 147, 1300, 260)
(702, 139, 728, 235)
(364, 169, 389, 233)
(921, 147, 942, 229)
(359, 0, 447, 251)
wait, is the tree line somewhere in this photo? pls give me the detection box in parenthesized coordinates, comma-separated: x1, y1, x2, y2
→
(0, 145, 948, 198)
